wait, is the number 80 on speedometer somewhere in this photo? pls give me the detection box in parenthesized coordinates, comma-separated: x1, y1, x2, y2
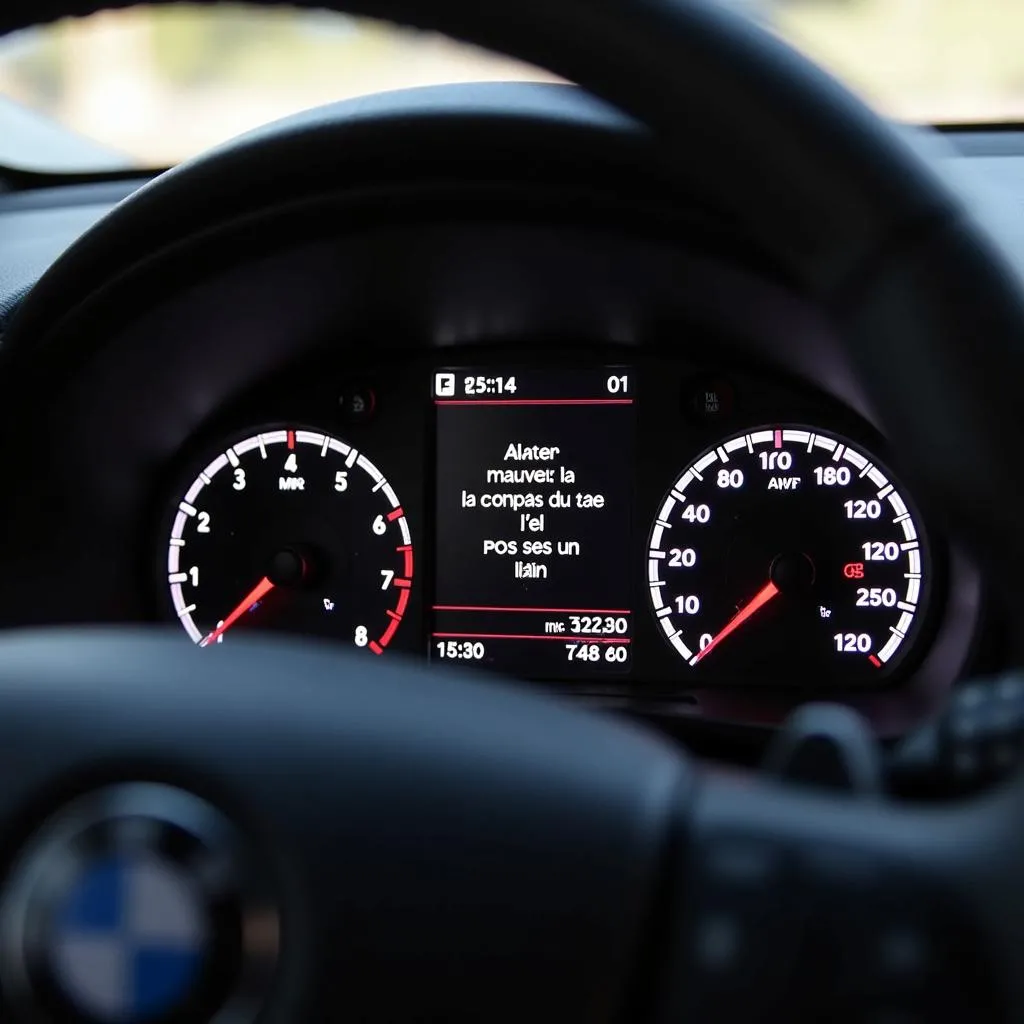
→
(645, 425, 932, 685)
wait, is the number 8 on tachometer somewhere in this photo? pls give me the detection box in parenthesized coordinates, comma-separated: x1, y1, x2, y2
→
(646, 425, 932, 685)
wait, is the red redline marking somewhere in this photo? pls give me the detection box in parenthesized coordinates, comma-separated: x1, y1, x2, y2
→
(395, 590, 410, 617)
(432, 632, 630, 643)
(774, 428, 783, 449)
(869, 654, 882, 668)
(386, 609, 401, 621)
(397, 544, 414, 577)
(432, 605, 632, 615)
(369, 640, 383, 655)
(287, 430, 295, 450)
(393, 578, 412, 589)
(380, 618, 400, 646)
(387, 507, 404, 522)
(434, 399, 633, 406)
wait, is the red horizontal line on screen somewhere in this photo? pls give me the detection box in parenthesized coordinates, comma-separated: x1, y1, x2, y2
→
(433, 605, 631, 614)
(434, 398, 633, 406)
(431, 633, 630, 643)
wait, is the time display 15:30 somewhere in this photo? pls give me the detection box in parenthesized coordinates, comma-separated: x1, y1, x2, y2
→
(435, 640, 486, 660)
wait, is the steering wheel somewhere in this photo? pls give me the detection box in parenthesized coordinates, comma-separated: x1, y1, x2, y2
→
(2, 1, 1024, 1021)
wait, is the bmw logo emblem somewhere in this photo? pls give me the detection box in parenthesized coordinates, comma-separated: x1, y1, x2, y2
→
(0, 783, 280, 1022)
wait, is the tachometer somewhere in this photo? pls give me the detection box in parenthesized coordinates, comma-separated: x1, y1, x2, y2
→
(165, 427, 414, 652)
(646, 426, 931, 685)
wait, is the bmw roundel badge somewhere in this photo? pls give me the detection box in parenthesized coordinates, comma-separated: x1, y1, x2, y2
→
(0, 783, 279, 1023)
(50, 850, 207, 1020)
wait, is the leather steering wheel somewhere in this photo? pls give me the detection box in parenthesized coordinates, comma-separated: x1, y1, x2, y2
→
(1, 1, 1024, 1021)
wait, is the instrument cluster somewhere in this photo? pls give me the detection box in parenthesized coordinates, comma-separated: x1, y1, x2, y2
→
(152, 347, 978, 734)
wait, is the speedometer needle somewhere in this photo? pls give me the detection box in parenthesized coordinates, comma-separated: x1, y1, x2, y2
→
(199, 576, 275, 648)
(691, 581, 779, 664)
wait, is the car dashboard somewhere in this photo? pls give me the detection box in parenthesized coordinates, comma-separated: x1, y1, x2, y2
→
(146, 341, 978, 737)
(0, 83, 1011, 752)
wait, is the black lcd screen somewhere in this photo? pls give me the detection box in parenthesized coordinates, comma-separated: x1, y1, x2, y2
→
(432, 366, 635, 677)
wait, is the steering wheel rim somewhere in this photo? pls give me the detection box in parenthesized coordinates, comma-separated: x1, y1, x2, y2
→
(0, 1, 1023, 1022)
(3, 0, 1024, 577)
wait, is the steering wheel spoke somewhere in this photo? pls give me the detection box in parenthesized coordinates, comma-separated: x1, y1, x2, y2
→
(658, 769, 1008, 1023)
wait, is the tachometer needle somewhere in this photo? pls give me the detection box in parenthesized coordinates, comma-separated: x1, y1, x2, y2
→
(199, 576, 275, 647)
(691, 581, 779, 664)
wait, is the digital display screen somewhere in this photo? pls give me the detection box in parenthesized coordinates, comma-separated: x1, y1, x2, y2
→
(432, 366, 635, 677)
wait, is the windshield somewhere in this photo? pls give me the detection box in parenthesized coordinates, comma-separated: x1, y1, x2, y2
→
(0, 2, 1019, 172)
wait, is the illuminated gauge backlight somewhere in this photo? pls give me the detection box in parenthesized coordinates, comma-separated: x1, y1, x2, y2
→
(166, 427, 413, 654)
(646, 426, 930, 685)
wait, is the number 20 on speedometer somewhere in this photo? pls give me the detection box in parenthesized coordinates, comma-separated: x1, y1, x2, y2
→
(646, 425, 932, 684)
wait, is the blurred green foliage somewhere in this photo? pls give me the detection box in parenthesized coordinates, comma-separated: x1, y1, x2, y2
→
(4, 0, 1024, 119)
(778, 0, 1024, 116)
(148, 5, 393, 85)
(2, 0, 1024, 168)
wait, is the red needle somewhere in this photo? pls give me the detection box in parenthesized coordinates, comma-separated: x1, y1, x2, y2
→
(691, 581, 779, 664)
(199, 576, 275, 647)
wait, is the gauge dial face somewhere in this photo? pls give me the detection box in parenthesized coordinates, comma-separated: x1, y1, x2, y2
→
(646, 426, 931, 685)
(165, 427, 414, 652)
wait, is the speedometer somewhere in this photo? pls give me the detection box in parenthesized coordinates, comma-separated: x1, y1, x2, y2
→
(646, 425, 932, 685)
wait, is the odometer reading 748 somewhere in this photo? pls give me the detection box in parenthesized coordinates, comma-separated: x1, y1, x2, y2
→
(646, 425, 931, 686)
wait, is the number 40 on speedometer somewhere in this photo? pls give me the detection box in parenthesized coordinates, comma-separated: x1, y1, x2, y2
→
(646, 425, 931, 685)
